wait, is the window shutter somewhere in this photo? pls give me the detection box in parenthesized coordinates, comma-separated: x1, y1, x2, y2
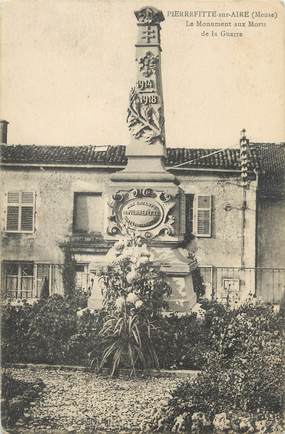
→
(6, 191, 35, 232)
(185, 194, 194, 235)
(21, 207, 34, 231)
(20, 192, 34, 232)
(7, 206, 19, 230)
(194, 195, 212, 237)
(21, 192, 34, 204)
(8, 192, 20, 203)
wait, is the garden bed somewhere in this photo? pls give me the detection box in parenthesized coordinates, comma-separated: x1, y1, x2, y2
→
(2, 366, 196, 433)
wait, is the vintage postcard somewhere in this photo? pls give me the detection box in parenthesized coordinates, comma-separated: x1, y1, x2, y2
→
(1, 0, 284, 433)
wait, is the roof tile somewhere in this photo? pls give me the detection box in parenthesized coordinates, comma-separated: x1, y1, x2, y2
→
(0, 143, 284, 196)
(0, 143, 283, 171)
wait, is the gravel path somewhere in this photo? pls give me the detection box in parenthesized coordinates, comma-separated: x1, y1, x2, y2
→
(6, 367, 194, 433)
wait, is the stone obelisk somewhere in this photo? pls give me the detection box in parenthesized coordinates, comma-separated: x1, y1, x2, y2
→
(112, 6, 175, 183)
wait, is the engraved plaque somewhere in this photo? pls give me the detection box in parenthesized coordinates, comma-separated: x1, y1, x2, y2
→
(106, 188, 178, 239)
(119, 198, 164, 230)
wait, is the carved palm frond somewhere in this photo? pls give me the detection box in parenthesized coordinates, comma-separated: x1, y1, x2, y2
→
(127, 87, 164, 144)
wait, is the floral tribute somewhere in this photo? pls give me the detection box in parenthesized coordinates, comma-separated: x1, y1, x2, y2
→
(92, 235, 171, 377)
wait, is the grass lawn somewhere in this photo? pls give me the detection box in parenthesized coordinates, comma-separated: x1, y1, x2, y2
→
(3, 367, 195, 433)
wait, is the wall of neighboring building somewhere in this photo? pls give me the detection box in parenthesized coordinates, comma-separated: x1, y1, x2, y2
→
(179, 172, 256, 268)
(0, 167, 112, 264)
(256, 197, 285, 302)
(257, 198, 285, 268)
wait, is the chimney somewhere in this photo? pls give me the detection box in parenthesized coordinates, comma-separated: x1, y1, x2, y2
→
(0, 120, 9, 144)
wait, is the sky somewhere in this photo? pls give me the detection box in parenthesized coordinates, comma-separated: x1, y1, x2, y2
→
(1, 0, 285, 148)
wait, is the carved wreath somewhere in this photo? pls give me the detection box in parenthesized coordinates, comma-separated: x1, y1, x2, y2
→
(138, 52, 159, 78)
(127, 87, 165, 145)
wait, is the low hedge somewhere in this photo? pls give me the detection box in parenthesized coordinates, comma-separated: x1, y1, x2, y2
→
(1, 295, 105, 366)
(1, 296, 214, 369)
(2, 296, 284, 374)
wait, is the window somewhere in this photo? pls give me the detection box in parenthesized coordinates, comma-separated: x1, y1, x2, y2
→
(1, 262, 64, 299)
(6, 192, 35, 233)
(193, 195, 212, 237)
(2, 262, 34, 299)
(73, 193, 103, 233)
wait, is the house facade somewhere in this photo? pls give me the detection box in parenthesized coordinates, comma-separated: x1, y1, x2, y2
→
(1, 137, 284, 308)
(1, 7, 284, 309)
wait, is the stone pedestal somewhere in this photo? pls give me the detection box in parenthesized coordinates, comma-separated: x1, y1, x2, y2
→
(152, 247, 198, 311)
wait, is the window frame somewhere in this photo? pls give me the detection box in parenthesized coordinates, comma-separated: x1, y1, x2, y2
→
(5, 191, 36, 234)
(3, 261, 34, 299)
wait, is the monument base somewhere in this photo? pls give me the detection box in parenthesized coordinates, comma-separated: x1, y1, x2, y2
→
(111, 139, 177, 183)
(152, 246, 197, 312)
(111, 156, 177, 184)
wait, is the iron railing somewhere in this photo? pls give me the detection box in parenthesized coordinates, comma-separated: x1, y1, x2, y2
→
(2, 262, 285, 304)
(200, 266, 285, 304)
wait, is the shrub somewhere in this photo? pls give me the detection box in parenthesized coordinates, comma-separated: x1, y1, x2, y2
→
(146, 358, 284, 432)
(68, 309, 105, 366)
(145, 303, 285, 433)
(206, 302, 284, 363)
(1, 302, 33, 364)
(1, 371, 45, 428)
(1, 295, 105, 366)
(26, 295, 78, 363)
(152, 313, 213, 370)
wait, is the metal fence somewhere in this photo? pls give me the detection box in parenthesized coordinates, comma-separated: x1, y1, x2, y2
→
(200, 266, 285, 304)
(2, 262, 285, 305)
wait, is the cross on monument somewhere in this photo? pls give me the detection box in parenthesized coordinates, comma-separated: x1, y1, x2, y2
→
(142, 26, 156, 43)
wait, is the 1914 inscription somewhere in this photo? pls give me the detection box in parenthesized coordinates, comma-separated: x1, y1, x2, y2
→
(137, 79, 155, 91)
